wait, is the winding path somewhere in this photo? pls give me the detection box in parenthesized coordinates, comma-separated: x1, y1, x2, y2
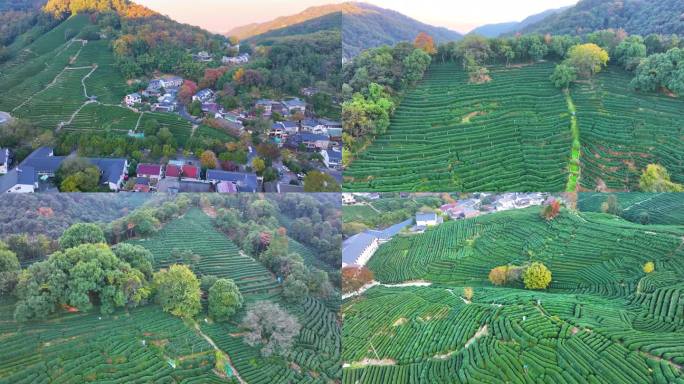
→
(565, 90, 581, 192)
(193, 322, 246, 384)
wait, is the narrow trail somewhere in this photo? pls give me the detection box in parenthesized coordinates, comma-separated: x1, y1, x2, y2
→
(57, 100, 95, 131)
(133, 111, 144, 132)
(193, 322, 246, 384)
(622, 193, 663, 212)
(80, 64, 98, 98)
(565, 90, 581, 192)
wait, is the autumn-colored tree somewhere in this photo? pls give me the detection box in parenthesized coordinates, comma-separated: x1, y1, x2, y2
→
(523, 262, 552, 290)
(414, 32, 436, 55)
(463, 287, 474, 301)
(303, 171, 340, 192)
(541, 200, 561, 221)
(178, 80, 198, 105)
(256, 143, 280, 162)
(233, 68, 245, 83)
(565, 43, 609, 78)
(200, 150, 218, 169)
(199, 67, 228, 89)
(488, 266, 509, 285)
(643, 261, 655, 273)
(639, 164, 684, 192)
(341, 266, 374, 293)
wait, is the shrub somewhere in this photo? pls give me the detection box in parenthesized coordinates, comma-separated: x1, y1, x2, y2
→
(463, 287, 473, 301)
(643, 261, 655, 273)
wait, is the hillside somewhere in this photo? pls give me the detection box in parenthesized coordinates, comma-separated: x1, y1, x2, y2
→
(343, 203, 684, 383)
(245, 12, 341, 45)
(343, 61, 684, 192)
(469, 6, 571, 37)
(226, 2, 349, 39)
(521, 0, 684, 36)
(342, 2, 462, 60)
(0, 198, 341, 384)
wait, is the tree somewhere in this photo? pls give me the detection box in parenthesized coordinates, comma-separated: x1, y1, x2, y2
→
(14, 243, 150, 320)
(112, 243, 154, 278)
(241, 301, 301, 357)
(540, 200, 561, 221)
(178, 80, 198, 105)
(550, 64, 577, 89)
(283, 275, 309, 303)
(414, 32, 436, 55)
(208, 279, 243, 321)
(631, 48, 684, 95)
(639, 164, 684, 192)
(57, 157, 101, 192)
(200, 150, 218, 169)
(463, 287, 473, 301)
(601, 195, 622, 216)
(614, 36, 647, 70)
(341, 266, 374, 293)
(523, 262, 552, 290)
(153, 264, 201, 319)
(566, 43, 609, 78)
(643, 261, 655, 273)
(303, 171, 340, 192)
(251, 157, 266, 174)
(0, 249, 20, 295)
(59, 223, 106, 249)
(488, 266, 509, 286)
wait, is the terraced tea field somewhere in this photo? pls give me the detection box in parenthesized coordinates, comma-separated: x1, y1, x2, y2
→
(0, 208, 341, 383)
(343, 202, 684, 383)
(0, 14, 192, 141)
(343, 62, 684, 192)
(0, 299, 223, 384)
(578, 193, 684, 225)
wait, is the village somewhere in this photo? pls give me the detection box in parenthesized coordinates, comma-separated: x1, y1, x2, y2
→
(0, 47, 342, 194)
(342, 192, 551, 268)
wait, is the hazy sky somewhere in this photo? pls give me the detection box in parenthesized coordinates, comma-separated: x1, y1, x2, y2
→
(135, 0, 578, 34)
(362, 0, 579, 33)
(135, 0, 346, 33)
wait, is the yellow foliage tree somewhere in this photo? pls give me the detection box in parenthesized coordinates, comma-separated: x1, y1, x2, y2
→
(643, 261, 655, 273)
(414, 32, 436, 55)
(523, 262, 552, 290)
(566, 43, 609, 78)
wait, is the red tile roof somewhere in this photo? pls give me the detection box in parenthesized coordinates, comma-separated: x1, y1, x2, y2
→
(165, 164, 181, 177)
(137, 163, 161, 176)
(182, 165, 200, 179)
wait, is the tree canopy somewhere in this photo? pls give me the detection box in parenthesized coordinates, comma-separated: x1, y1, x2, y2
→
(59, 223, 106, 249)
(208, 278, 243, 322)
(152, 264, 201, 319)
(523, 262, 552, 290)
(241, 301, 301, 357)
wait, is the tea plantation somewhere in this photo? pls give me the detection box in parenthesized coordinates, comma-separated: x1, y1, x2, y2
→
(578, 193, 684, 225)
(343, 62, 684, 192)
(0, 14, 192, 139)
(343, 204, 684, 383)
(0, 209, 341, 383)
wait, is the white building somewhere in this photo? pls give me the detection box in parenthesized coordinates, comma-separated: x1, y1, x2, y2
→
(124, 93, 141, 106)
(416, 212, 440, 227)
(342, 193, 356, 205)
(0, 148, 10, 174)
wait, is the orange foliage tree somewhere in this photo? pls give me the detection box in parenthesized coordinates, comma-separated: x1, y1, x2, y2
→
(342, 266, 374, 293)
(178, 80, 198, 105)
(414, 32, 436, 55)
(541, 200, 561, 221)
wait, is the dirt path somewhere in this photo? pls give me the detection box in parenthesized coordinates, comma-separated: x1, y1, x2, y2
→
(565, 90, 581, 192)
(80, 64, 98, 98)
(193, 322, 246, 384)
(57, 100, 95, 131)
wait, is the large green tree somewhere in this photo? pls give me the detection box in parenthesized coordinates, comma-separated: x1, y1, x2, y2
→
(153, 264, 201, 319)
(208, 278, 243, 321)
(0, 248, 20, 295)
(59, 223, 106, 249)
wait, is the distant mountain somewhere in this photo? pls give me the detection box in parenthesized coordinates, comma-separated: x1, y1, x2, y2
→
(469, 6, 571, 37)
(342, 2, 462, 60)
(227, 3, 349, 40)
(520, 0, 684, 36)
(245, 12, 341, 45)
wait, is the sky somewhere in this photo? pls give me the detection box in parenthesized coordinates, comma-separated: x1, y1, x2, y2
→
(135, 0, 346, 33)
(135, 0, 578, 35)
(362, 0, 579, 33)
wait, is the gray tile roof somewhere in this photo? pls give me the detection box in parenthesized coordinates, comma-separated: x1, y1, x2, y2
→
(205, 170, 258, 192)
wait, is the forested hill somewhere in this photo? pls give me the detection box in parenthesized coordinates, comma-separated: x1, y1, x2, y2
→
(520, 0, 684, 36)
(469, 6, 571, 37)
(245, 12, 341, 45)
(342, 2, 462, 60)
(227, 2, 348, 40)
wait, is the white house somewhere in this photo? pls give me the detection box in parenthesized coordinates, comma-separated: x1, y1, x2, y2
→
(193, 51, 212, 62)
(416, 212, 440, 227)
(221, 53, 249, 65)
(124, 93, 141, 106)
(342, 193, 356, 205)
(0, 168, 36, 193)
(282, 98, 306, 115)
(193, 89, 214, 103)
